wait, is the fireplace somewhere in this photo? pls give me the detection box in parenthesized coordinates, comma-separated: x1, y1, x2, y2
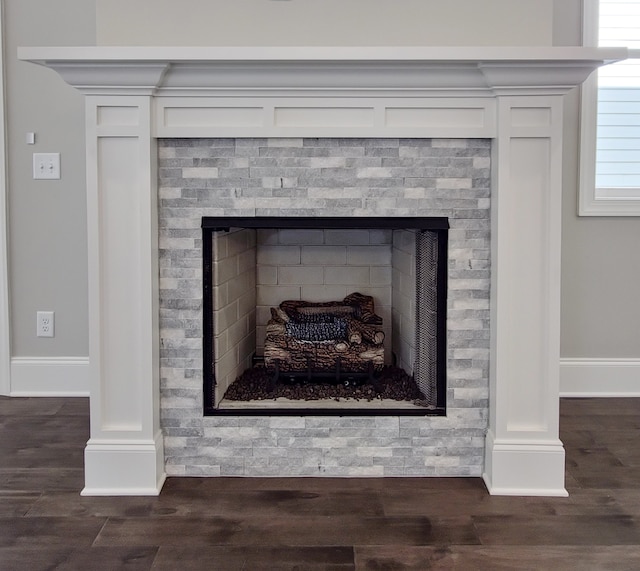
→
(19, 45, 624, 495)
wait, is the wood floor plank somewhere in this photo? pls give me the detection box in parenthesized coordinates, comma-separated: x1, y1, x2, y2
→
(0, 492, 42, 517)
(473, 514, 640, 546)
(161, 476, 386, 494)
(571, 468, 640, 489)
(23, 492, 166, 518)
(0, 468, 85, 493)
(0, 546, 157, 571)
(381, 487, 563, 518)
(355, 545, 640, 571)
(94, 515, 480, 547)
(566, 446, 625, 471)
(560, 397, 640, 416)
(561, 414, 640, 431)
(0, 516, 107, 548)
(27, 488, 385, 518)
(151, 546, 355, 571)
(0, 396, 68, 417)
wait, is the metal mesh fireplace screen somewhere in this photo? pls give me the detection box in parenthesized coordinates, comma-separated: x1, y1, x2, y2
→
(415, 230, 440, 407)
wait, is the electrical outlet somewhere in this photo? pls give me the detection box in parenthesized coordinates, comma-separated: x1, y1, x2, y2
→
(33, 153, 61, 180)
(37, 311, 55, 338)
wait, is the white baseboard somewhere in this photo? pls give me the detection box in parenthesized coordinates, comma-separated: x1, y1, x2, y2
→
(560, 358, 640, 397)
(10, 357, 89, 396)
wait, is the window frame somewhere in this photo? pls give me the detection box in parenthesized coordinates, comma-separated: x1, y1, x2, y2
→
(579, 0, 640, 216)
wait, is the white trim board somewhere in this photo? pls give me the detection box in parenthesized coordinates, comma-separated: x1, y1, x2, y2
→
(560, 358, 640, 397)
(10, 357, 89, 396)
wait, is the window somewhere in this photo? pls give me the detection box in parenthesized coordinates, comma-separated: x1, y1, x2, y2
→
(579, 0, 640, 215)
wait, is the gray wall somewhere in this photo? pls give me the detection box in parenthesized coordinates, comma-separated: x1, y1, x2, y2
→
(5, 0, 95, 357)
(6, 0, 639, 364)
(554, 0, 640, 357)
(96, 0, 553, 46)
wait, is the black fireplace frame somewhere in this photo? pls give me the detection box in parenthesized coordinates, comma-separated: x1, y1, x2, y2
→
(202, 216, 448, 416)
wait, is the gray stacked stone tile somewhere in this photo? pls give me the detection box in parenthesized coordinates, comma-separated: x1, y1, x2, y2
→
(158, 138, 491, 477)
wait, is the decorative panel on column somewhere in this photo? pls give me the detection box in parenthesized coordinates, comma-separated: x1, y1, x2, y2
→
(83, 96, 165, 495)
(484, 95, 565, 496)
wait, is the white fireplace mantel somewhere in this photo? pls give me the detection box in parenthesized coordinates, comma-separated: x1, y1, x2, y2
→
(19, 46, 622, 94)
(19, 46, 624, 496)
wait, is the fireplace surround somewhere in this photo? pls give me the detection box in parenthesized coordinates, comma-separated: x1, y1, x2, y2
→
(158, 134, 488, 417)
(19, 46, 625, 496)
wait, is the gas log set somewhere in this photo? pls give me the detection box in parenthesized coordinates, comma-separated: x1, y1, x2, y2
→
(265, 293, 385, 380)
(223, 293, 425, 403)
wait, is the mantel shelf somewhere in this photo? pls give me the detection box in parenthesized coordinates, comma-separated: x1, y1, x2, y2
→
(18, 46, 626, 96)
(17, 45, 626, 63)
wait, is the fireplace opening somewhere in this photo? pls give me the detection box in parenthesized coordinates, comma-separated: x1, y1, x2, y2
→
(202, 216, 448, 416)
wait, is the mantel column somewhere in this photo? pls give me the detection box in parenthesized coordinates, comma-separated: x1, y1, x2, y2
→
(82, 96, 165, 495)
(484, 95, 566, 496)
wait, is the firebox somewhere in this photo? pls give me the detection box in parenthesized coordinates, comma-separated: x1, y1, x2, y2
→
(202, 216, 448, 416)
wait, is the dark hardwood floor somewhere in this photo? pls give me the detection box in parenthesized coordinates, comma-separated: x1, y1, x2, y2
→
(1, 396, 640, 570)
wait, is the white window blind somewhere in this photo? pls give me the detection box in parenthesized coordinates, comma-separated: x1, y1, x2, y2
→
(596, 0, 640, 197)
(579, 0, 640, 215)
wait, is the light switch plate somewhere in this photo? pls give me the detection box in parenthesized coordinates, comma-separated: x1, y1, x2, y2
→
(33, 153, 61, 180)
